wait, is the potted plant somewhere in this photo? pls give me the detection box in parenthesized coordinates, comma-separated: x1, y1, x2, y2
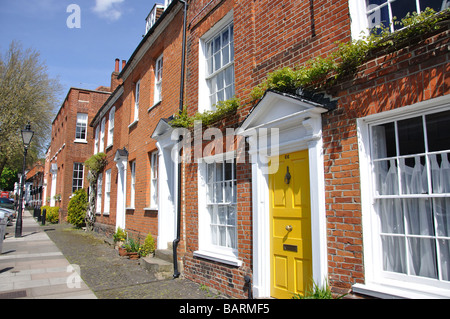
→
(124, 238, 141, 260)
(113, 227, 127, 250)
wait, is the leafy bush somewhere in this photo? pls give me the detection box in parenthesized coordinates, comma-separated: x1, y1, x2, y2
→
(141, 233, 156, 257)
(113, 227, 127, 243)
(67, 189, 88, 228)
(40, 206, 59, 224)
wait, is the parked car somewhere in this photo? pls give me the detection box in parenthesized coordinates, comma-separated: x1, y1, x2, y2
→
(0, 208, 14, 226)
(0, 197, 14, 210)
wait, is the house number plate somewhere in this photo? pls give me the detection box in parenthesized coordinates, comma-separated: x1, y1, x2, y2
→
(283, 244, 298, 252)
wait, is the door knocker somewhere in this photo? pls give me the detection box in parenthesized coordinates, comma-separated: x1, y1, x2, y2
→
(284, 166, 291, 185)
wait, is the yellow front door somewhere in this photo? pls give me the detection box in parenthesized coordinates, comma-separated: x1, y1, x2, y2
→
(269, 150, 312, 299)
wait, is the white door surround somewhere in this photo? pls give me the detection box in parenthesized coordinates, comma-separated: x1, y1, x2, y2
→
(238, 90, 331, 298)
(114, 148, 128, 230)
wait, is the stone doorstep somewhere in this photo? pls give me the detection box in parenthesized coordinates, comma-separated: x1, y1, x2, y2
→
(140, 250, 175, 281)
(154, 248, 173, 263)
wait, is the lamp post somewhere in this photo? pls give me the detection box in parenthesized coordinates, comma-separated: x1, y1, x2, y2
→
(15, 123, 34, 237)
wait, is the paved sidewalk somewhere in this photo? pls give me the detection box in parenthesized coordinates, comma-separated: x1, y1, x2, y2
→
(0, 210, 97, 299)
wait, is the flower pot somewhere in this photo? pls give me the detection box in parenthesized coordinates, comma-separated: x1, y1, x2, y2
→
(118, 246, 128, 257)
(127, 252, 140, 260)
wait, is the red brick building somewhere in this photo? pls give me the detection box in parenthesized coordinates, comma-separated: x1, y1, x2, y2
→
(46, 86, 111, 220)
(91, 0, 185, 251)
(90, 0, 450, 299)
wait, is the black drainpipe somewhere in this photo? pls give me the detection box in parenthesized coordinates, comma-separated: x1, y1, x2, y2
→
(173, 0, 188, 279)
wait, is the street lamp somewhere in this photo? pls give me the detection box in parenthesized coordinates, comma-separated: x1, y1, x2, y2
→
(15, 123, 34, 237)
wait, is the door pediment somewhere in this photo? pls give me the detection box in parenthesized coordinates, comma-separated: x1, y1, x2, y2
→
(239, 90, 332, 135)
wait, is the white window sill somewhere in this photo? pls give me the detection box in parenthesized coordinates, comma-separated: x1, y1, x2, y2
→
(353, 282, 450, 299)
(126, 206, 135, 210)
(74, 139, 87, 144)
(103, 212, 110, 216)
(193, 250, 242, 267)
(148, 101, 161, 112)
(144, 207, 158, 211)
(128, 119, 138, 128)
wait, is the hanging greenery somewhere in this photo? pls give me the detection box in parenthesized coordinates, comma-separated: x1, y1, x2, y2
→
(169, 8, 449, 128)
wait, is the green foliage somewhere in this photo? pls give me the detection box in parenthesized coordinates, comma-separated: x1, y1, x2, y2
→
(0, 41, 62, 178)
(251, 8, 449, 101)
(169, 107, 194, 128)
(84, 152, 107, 182)
(141, 233, 155, 257)
(0, 166, 18, 191)
(123, 237, 141, 253)
(67, 189, 88, 228)
(40, 206, 59, 224)
(113, 227, 127, 243)
(292, 280, 346, 299)
(169, 97, 241, 128)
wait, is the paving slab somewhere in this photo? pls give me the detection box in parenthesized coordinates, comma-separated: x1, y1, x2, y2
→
(0, 210, 97, 299)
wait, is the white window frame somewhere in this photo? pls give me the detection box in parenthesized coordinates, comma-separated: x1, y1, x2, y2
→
(150, 151, 159, 209)
(99, 117, 106, 153)
(104, 169, 111, 215)
(72, 162, 84, 193)
(194, 151, 242, 267)
(198, 11, 234, 113)
(133, 80, 140, 123)
(154, 54, 163, 105)
(107, 107, 115, 148)
(349, 0, 450, 39)
(356, 95, 450, 299)
(130, 161, 136, 208)
(94, 125, 99, 154)
(96, 172, 103, 214)
(75, 113, 88, 142)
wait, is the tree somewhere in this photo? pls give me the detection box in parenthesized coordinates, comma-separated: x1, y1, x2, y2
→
(0, 41, 61, 177)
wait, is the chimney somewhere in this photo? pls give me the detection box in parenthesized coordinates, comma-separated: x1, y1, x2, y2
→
(122, 60, 126, 70)
(115, 58, 120, 73)
(111, 58, 123, 92)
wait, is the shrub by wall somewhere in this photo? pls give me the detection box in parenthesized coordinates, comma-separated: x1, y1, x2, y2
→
(67, 189, 88, 228)
(40, 206, 60, 224)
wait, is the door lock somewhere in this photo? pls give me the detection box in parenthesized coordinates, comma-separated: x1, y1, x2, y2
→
(285, 225, 293, 232)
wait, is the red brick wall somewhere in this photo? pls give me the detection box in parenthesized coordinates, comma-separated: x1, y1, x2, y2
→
(182, 0, 353, 299)
(93, 7, 185, 243)
(49, 88, 110, 219)
(322, 25, 450, 295)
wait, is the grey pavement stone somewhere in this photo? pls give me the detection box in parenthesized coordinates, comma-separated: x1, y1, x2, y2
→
(44, 223, 225, 299)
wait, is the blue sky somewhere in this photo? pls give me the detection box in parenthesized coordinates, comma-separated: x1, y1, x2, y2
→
(0, 0, 159, 106)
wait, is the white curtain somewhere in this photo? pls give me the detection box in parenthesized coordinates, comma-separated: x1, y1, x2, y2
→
(374, 124, 450, 281)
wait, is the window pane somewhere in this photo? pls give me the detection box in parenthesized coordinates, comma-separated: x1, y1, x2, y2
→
(403, 198, 434, 236)
(399, 156, 428, 195)
(408, 237, 437, 279)
(426, 110, 450, 152)
(227, 205, 236, 225)
(372, 123, 396, 159)
(227, 226, 236, 248)
(429, 153, 450, 193)
(439, 239, 450, 281)
(216, 162, 223, 181)
(391, 0, 416, 30)
(435, 198, 450, 237)
(377, 199, 404, 234)
(374, 159, 398, 195)
(367, 3, 390, 32)
(219, 226, 226, 246)
(420, 0, 447, 12)
(398, 116, 425, 156)
(382, 235, 407, 274)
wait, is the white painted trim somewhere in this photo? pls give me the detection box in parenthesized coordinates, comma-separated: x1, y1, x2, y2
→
(356, 95, 450, 298)
(238, 92, 329, 298)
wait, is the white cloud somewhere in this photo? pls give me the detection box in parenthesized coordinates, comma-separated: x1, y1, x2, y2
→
(92, 0, 125, 21)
